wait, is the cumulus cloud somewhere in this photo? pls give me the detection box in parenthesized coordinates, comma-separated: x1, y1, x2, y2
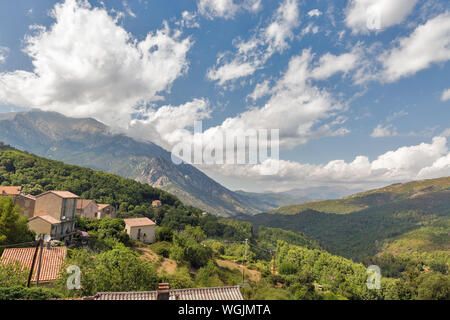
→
(177, 11, 200, 29)
(345, 0, 419, 34)
(442, 88, 450, 101)
(204, 135, 450, 187)
(381, 12, 450, 82)
(129, 98, 211, 148)
(197, 0, 261, 20)
(371, 124, 398, 138)
(0, 0, 192, 127)
(152, 49, 349, 152)
(207, 0, 300, 85)
(310, 50, 360, 80)
(308, 9, 322, 17)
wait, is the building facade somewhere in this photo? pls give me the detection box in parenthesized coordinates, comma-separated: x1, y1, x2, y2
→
(123, 218, 156, 244)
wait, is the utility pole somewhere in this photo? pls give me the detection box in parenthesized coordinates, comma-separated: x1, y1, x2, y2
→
(242, 239, 248, 284)
(27, 236, 42, 288)
(35, 238, 44, 286)
(272, 249, 277, 275)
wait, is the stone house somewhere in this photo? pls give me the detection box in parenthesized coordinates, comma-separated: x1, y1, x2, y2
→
(123, 217, 156, 244)
(76, 199, 98, 218)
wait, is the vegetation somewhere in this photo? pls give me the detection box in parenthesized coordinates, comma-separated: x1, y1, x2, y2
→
(0, 197, 34, 251)
(0, 146, 448, 300)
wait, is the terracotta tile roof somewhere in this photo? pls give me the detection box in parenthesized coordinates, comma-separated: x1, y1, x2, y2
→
(123, 217, 156, 227)
(0, 186, 21, 196)
(76, 199, 96, 210)
(97, 204, 112, 210)
(37, 191, 79, 199)
(23, 194, 36, 200)
(29, 215, 61, 225)
(0, 247, 67, 282)
(90, 286, 243, 300)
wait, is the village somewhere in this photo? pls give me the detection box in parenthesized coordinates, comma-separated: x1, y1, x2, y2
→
(0, 186, 244, 300)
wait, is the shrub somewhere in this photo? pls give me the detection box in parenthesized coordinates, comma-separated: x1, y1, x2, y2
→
(0, 286, 62, 300)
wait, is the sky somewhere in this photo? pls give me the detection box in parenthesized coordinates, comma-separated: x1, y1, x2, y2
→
(0, 0, 449, 193)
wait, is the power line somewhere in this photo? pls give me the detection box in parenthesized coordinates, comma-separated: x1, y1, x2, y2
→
(0, 241, 35, 248)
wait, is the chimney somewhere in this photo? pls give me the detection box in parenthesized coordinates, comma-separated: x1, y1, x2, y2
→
(157, 283, 169, 300)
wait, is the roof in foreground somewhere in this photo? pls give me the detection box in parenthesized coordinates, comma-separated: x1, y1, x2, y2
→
(89, 286, 243, 300)
(0, 246, 67, 282)
(123, 217, 156, 227)
(0, 186, 21, 195)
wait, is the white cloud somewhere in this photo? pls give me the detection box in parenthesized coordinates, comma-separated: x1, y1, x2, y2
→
(310, 50, 360, 80)
(0, 46, 8, 63)
(170, 50, 348, 151)
(197, 0, 261, 20)
(129, 98, 211, 148)
(381, 12, 450, 82)
(248, 80, 271, 101)
(207, 0, 300, 85)
(178, 11, 200, 29)
(0, 0, 192, 128)
(122, 0, 136, 18)
(308, 9, 322, 17)
(371, 124, 398, 138)
(442, 88, 450, 101)
(205, 135, 450, 187)
(345, 0, 419, 34)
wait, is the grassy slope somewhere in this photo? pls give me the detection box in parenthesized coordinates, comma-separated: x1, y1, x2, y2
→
(378, 217, 450, 256)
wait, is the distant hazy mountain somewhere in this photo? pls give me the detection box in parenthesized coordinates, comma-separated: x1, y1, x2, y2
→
(279, 186, 359, 201)
(234, 190, 313, 211)
(0, 110, 265, 216)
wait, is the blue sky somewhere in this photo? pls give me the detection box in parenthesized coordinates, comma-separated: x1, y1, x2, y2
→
(0, 0, 449, 192)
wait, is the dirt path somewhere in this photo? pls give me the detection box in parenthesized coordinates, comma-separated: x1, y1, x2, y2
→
(133, 246, 177, 275)
(216, 259, 261, 282)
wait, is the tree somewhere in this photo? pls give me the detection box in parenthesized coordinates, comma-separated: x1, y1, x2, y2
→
(416, 272, 450, 300)
(0, 260, 29, 287)
(59, 244, 159, 296)
(0, 197, 34, 246)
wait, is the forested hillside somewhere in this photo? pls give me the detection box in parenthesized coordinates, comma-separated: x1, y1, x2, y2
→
(0, 144, 448, 300)
(241, 178, 450, 260)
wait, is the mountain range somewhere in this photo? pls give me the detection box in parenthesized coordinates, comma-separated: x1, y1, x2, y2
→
(0, 110, 307, 216)
(239, 176, 450, 260)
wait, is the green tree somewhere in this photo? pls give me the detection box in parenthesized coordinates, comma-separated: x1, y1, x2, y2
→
(0, 260, 29, 287)
(0, 197, 34, 246)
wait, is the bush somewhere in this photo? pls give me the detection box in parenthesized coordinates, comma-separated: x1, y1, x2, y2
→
(156, 226, 173, 242)
(0, 286, 62, 300)
(150, 241, 172, 258)
(278, 261, 298, 275)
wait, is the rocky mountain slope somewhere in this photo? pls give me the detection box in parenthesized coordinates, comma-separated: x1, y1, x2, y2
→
(0, 110, 263, 216)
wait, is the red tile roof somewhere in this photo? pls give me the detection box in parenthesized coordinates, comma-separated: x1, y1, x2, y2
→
(0, 186, 21, 196)
(89, 286, 243, 300)
(0, 247, 67, 282)
(123, 217, 156, 227)
(37, 191, 79, 199)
